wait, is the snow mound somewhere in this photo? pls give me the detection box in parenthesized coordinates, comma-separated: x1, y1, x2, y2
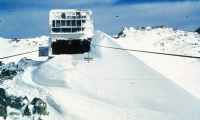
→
(33, 56, 72, 87)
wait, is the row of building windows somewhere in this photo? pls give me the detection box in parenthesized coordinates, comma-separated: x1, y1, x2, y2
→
(52, 20, 88, 27)
(52, 27, 89, 33)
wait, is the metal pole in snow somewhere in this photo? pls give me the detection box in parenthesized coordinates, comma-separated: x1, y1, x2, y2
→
(84, 51, 93, 63)
(88, 52, 89, 63)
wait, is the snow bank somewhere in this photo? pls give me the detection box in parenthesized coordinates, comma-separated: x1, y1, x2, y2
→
(32, 56, 72, 87)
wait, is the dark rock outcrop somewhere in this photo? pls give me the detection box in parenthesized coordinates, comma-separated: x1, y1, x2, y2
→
(10, 96, 28, 109)
(0, 57, 33, 84)
(0, 69, 17, 81)
(0, 106, 7, 119)
(24, 105, 32, 116)
(0, 88, 6, 100)
(31, 98, 47, 115)
(0, 88, 7, 119)
(196, 27, 200, 34)
(24, 97, 47, 116)
(5, 97, 11, 106)
(0, 61, 3, 66)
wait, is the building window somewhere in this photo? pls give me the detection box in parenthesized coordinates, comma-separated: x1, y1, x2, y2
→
(72, 20, 76, 26)
(52, 20, 55, 27)
(56, 20, 60, 27)
(52, 28, 60, 32)
(72, 28, 81, 33)
(66, 20, 71, 26)
(61, 20, 65, 26)
(61, 28, 71, 33)
(77, 20, 81, 27)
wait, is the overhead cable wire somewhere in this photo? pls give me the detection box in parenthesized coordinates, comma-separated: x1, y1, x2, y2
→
(0, 42, 200, 60)
(91, 44, 200, 59)
(0, 42, 67, 60)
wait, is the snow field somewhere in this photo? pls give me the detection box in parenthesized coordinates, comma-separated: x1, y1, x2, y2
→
(30, 30, 200, 119)
(1, 28, 200, 120)
(114, 26, 200, 99)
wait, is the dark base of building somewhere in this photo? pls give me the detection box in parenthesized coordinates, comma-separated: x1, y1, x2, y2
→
(51, 40, 90, 54)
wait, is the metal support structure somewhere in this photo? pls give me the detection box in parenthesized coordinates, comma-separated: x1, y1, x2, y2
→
(84, 52, 93, 63)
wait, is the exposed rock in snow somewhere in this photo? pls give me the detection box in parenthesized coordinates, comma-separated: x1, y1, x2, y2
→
(0, 88, 7, 119)
(0, 99, 7, 119)
(10, 96, 28, 109)
(31, 98, 47, 116)
(0, 88, 48, 119)
(0, 88, 6, 100)
(196, 27, 200, 34)
(0, 57, 40, 84)
(24, 97, 47, 117)
(24, 105, 33, 116)
(114, 27, 136, 38)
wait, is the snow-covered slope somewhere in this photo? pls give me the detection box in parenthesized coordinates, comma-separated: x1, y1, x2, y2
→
(114, 26, 200, 99)
(1, 29, 200, 120)
(0, 36, 49, 64)
(114, 26, 200, 56)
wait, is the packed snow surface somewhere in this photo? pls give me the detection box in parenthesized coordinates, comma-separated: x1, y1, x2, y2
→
(114, 26, 200, 99)
(1, 27, 200, 120)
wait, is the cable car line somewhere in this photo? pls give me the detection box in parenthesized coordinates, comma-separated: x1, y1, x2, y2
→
(91, 44, 200, 59)
(0, 43, 200, 60)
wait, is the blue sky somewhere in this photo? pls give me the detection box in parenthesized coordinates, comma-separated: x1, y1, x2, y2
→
(0, 0, 200, 38)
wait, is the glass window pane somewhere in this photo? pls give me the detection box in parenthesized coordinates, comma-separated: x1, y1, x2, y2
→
(52, 20, 55, 27)
(67, 20, 71, 26)
(56, 20, 60, 27)
(72, 28, 81, 33)
(61, 28, 71, 33)
(77, 20, 81, 27)
(61, 20, 65, 26)
(72, 20, 76, 26)
(52, 28, 60, 32)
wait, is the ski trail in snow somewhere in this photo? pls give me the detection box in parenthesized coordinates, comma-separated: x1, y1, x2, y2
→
(19, 66, 66, 116)
(6, 66, 48, 97)
(31, 59, 70, 88)
(46, 96, 64, 115)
